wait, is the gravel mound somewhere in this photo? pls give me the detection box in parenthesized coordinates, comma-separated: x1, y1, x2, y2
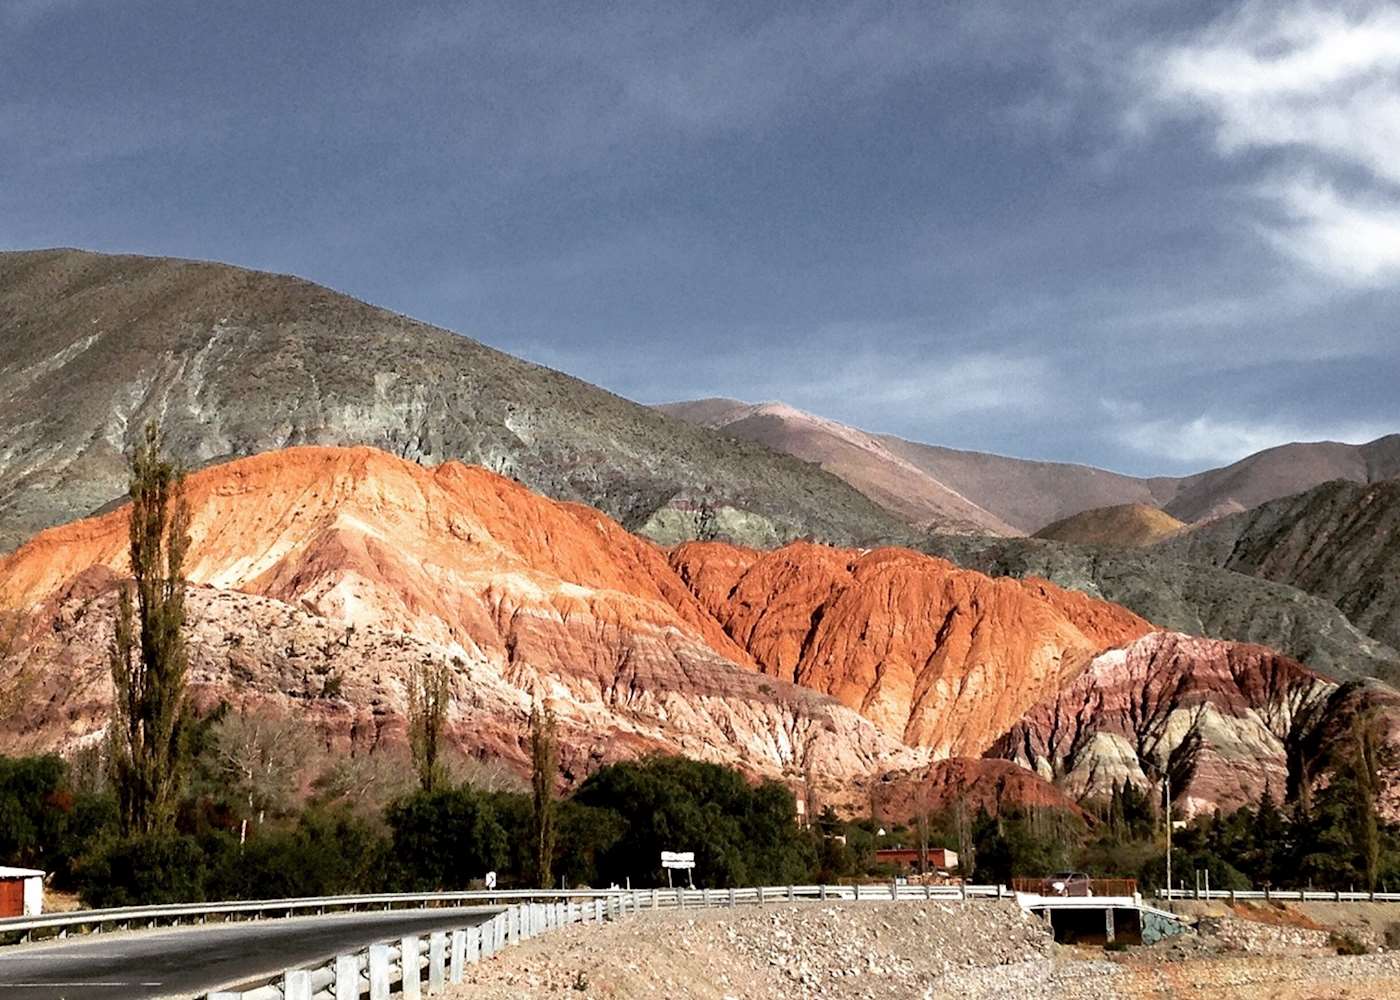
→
(443, 901, 1054, 998)
(442, 900, 1400, 999)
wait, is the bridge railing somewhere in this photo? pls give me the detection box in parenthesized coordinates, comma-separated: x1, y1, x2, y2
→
(202, 883, 1010, 1000)
(1010, 877, 1138, 897)
(1156, 887, 1400, 903)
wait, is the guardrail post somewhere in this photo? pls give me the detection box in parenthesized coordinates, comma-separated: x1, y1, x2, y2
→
(853, 884, 860, 902)
(757, 886, 765, 905)
(451, 929, 466, 982)
(429, 931, 447, 992)
(891, 879, 898, 901)
(335, 953, 359, 998)
(787, 885, 794, 902)
(369, 943, 391, 1000)
(283, 970, 312, 1000)
(729, 887, 737, 907)
(652, 888, 659, 910)
(402, 936, 422, 1000)
(819, 884, 827, 901)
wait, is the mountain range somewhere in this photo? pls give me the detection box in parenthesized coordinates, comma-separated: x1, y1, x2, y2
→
(2, 246, 1398, 821)
(0, 249, 905, 554)
(3, 444, 1387, 817)
(659, 398, 1400, 535)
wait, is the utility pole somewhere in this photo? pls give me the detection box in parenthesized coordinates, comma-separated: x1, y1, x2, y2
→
(1163, 773, 1173, 912)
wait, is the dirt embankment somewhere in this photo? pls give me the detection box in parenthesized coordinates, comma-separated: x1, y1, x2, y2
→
(443, 901, 1400, 1000)
(444, 901, 1053, 999)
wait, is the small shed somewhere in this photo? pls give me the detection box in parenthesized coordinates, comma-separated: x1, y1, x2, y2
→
(0, 866, 44, 917)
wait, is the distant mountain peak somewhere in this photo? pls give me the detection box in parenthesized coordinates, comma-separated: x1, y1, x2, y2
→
(660, 396, 1400, 536)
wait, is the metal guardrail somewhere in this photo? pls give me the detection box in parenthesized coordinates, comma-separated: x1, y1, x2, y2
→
(1157, 887, 1400, 903)
(0, 882, 1009, 944)
(202, 883, 1011, 1000)
(0, 887, 626, 943)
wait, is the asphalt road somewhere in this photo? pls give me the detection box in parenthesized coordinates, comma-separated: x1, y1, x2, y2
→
(0, 906, 500, 1000)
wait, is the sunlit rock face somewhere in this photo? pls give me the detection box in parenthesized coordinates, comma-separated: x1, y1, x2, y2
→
(4, 443, 1392, 817)
(0, 446, 923, 798)
(668, 540, 1151, 754)
(990, 631, 1400, 815)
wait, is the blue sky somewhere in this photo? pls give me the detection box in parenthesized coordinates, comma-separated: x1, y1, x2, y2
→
(3, 0, 1398, 475)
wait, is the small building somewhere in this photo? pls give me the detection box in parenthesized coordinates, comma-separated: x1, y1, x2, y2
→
(0, 867, 44, 917)
(874, 847, 959, 874)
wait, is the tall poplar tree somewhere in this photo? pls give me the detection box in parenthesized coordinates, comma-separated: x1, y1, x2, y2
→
(109, 421, 191, 835)
(409, 658, 451, 793)
(529, 695, 559, 887)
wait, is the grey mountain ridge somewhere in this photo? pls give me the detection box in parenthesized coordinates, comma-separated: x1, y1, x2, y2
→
(0, 248, 908, 553)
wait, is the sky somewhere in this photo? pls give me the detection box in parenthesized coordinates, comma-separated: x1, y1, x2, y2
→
(2, 0, 1398, 476)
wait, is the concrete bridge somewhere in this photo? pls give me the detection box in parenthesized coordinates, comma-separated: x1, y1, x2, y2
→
(1015, 892, 1189, 946)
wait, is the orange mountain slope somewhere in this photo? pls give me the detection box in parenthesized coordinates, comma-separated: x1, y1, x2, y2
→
(669, 541, 1152, 754)
(0, 447, 916, 790)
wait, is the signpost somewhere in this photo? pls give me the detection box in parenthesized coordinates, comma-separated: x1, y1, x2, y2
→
(661, 851, 695, 889)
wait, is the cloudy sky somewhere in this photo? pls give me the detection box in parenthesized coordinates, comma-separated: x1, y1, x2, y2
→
(3, 1, 1397, 475)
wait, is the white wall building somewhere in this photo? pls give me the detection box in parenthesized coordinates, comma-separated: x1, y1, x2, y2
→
(0, 866, 44, 917)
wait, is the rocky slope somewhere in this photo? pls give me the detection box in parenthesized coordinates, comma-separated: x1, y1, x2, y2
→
(0, 249, 907, 553)
(655, 400, 1017, 535)
(870, 757, 1088, 822)
(662, 397, 1400, 533)
(5, 443, 1391, 816)
(924, 535, 1400, 687)
(668, 540, 1150, 754)
(1034, 503, 1185, 547)
(0, 446, 921, 797)
(988, 632, 1369, 814)
(1160, 479, 1400, 653)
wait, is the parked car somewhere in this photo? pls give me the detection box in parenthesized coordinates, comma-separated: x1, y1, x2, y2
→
(1044, 871, 1094, 896)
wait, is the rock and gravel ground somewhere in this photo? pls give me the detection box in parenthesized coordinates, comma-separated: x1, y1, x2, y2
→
(442, 901, 1400, 999)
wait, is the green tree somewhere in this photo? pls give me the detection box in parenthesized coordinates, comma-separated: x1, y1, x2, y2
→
(385, 787, 508, 890)
(205, 807, 388, 899)
(77, 832, 210, 907)
(528, 696, 558, 887)
(109, 421, 191, 836)
(0, 754, 116, 882)
(408, 658, 451, 793)
(574, 756, 814, 887)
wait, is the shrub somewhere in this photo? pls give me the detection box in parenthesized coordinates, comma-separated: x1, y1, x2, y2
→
(1329, 931, 1370, 956)
(573, 756, 814, 888)
(384, 786, 508, 890)
(77, 832, 211, 907)
(206, 808, 388, 899)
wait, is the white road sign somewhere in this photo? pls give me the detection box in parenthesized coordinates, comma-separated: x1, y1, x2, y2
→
(660, 851, 696, 869)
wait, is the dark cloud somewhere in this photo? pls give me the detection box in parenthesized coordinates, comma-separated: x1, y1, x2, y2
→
(2, 0, 1395, 477)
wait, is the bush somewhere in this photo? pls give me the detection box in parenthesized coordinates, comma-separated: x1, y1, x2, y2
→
(77, 833, 212, 907)
(1329, 931, 1371, 956)
(206, 808, 389, 899)
(573, 756, 814, 888)
(385, 786, 508, 890)
(0, 754, 116, 885)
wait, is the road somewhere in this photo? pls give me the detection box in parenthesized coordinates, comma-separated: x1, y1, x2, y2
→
(0, 906, 500, 1000)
